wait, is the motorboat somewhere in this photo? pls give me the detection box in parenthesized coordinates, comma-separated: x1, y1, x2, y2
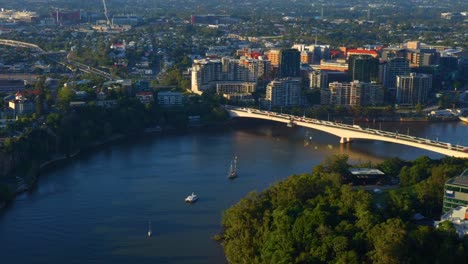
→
(459, 116, 468, 123)
(147, 220, 152, 237)
(185, 192, 198, 203)
(228, 156, 238, 179)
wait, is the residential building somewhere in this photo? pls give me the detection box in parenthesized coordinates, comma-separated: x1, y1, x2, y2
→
(407, 49, 439, 67)
(267, 49, 281, 67)
(191, 57, 270, 94)
(216, 82, 256, 94)
(396, 73, 432, 106)
(321, 81, 383, 106)
(136, 91, 154, 104)
(191, 59, 223, 94)
(8, 93, 35, 116)
(265, 78, 302, 107)
(348, 55, 379, 82)
(443, 169, 468, 213)
(157, 91, 183, 106)
(309, 71, 349, 89)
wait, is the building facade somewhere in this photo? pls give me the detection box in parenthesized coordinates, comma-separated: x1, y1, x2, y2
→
(321, 81, 384, 106)
(157, 91, 183, 106)
(348, 55, 379, 82)
(383, 57, 410, 89)
(396, 73, 432, 105)
(216, 82, 256, 94)
(278, 49, 301, 78)
(443, 169, 468, 213)
(265, 78, 302, 107)
(310, 71, 349, 90)
(191, 59, 223, 94)
(192, 57, 270, 94)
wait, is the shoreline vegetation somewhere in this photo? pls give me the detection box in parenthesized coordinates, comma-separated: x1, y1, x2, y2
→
(0, 117, 230, 210)
(216, 154, 468, 263)
(0, 92, 230, 209)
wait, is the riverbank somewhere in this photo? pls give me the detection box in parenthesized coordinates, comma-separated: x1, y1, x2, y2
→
(0, 133, 126, 210)
(0, 120, 230, 210)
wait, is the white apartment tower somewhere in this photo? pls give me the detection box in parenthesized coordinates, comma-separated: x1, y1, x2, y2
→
(265, 78, 302, 107)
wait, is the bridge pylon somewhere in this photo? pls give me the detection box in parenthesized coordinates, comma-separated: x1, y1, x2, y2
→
(340, 137, 351, 144)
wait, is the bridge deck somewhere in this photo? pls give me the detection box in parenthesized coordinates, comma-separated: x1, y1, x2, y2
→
(226, 106, 468, 158)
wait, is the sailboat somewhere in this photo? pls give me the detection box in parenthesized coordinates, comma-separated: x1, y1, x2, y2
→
(228, 156, 238, 179)
(147, 220, 152, 237)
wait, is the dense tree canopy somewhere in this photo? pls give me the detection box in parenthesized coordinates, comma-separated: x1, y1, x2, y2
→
(218, 155, 468, 263)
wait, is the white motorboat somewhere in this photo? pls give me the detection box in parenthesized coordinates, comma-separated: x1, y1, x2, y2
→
(459, 116, 468, 123)
(185, 192, 198, 203)
(147, 220, 152, 237)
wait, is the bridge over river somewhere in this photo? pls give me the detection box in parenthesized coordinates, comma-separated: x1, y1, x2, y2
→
(225, 105, 468, 158)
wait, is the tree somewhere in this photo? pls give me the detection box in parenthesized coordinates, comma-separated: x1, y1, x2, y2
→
(57, 86, 75, 110)
(368, 218, 408, 264)
(415, 103, 423, 115)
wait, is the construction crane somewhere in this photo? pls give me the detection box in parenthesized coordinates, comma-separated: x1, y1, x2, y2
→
(102, 0, 111, 25)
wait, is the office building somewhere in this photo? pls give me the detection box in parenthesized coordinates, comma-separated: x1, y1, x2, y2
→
(348, 55, 379, 82)
(265, 78, 302, 107)
(279, 49, 301, 78)
(383, 57, 410, 89)
(396, 73, 432, 105)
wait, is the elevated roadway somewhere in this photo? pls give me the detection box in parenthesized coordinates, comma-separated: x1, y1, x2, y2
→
(0, 39, 44, 53)
(226, 106, 468, 158)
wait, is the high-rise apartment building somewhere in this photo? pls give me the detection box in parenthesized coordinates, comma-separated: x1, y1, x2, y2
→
(267, 49, 281, 66)
(191, 59, 222, 94)
(265, 78, 302, 107)
(321, 81, 383, 106)
(191, 57, 271, 94)
(396, 73, 432, 105)
(348, 55, 379, 82)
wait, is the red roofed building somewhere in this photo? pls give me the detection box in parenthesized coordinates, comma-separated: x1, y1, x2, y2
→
(249, 52, 262, 59)
(329, 50, 343, 59)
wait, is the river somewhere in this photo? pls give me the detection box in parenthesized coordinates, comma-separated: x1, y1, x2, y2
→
(0, 120, 467, 264)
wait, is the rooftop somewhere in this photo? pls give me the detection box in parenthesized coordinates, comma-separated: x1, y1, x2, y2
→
(446, 169, 468, 186)
(349, 168, 385, 176)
